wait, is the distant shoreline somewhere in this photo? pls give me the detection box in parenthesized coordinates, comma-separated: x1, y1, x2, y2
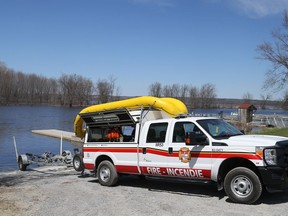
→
(0, 97, 285, 110)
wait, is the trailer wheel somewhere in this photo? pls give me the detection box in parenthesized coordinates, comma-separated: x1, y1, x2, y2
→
(18, 156, 27, 171)
(73, 155, 84, 172)
(224, 167, 262, 204)
(97, 160, 119, 186)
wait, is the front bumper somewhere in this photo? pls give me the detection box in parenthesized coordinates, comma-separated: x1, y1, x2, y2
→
(258, 166, 288, 192)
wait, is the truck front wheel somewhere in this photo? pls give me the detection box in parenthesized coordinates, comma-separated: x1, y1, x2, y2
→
(224, 167, 262, 204)
(97, 161, 119, 186)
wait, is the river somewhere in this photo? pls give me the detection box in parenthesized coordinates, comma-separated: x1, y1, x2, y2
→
(0, 106, 287, 172)
(0, 106, 82, 172)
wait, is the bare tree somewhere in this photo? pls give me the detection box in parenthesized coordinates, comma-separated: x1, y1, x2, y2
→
(14, 72, 28, 104)
(282, 90, 288, 109)
(260, 93, 272, 109)
(188, 85, 199, 108)
(162, 84, 172, 97)
(26, 74, 42, 104)
(171, 84, 181, 98)
(59, 74, 85, 107)
(242, 92, 253, 104)
(95, 76, 119, 103)
(199, 83, 217, 108)
(149, 82, 162, 97)
(0, 65, 15, 104)
(180, 84, 189, 104)
(161, 84, 181, 98)
(256, 10, 288, 92)
(47, 78, 59, 105)
(95, 79, 111, 103)
(77, 76, 94, 106)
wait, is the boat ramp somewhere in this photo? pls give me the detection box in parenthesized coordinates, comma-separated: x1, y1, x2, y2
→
(32, 129, 83, 147)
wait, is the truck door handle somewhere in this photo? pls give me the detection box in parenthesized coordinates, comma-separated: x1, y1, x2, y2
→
(168, 147, 173, 154)
(142, 148, 146, 154)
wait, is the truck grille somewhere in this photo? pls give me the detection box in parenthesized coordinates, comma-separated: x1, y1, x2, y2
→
(275, 140, 288, 168)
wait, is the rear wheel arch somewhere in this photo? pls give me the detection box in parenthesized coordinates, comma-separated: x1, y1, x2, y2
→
(95, 155, 114, 171)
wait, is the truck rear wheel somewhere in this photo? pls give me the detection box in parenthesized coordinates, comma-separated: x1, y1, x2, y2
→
(224, 167, 262, 204)
(73, 155, 84, 172)
(97, 160, 119, 186)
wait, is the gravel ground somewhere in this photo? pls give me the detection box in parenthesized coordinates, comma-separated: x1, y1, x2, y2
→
(1, 166, 288, 216)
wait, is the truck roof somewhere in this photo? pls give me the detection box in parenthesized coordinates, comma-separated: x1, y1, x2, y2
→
(146, 116, 219, 123)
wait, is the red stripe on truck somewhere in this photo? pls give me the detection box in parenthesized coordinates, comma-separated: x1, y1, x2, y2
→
(83, 147, 261, 160)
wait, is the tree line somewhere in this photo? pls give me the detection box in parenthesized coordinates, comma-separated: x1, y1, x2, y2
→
(148, 82, 217, 108)
(1, 61, 287, 109)
(0, 63, 119, 107)
(0, 62, 218, 108)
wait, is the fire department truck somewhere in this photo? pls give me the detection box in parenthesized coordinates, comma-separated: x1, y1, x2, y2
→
(73, 96, 288, 204)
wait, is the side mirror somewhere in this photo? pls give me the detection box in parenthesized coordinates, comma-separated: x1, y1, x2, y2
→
(185, 132, 208, 146)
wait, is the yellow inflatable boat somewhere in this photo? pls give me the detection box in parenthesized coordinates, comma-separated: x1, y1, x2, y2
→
(74, 96, 188, 138)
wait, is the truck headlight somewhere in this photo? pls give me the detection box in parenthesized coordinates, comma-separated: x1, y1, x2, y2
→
(263, 148, 277, 166)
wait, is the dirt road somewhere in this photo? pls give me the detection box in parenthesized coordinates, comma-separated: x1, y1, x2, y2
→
(1, 166, 288, 216)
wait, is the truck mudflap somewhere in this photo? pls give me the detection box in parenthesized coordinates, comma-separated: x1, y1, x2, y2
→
(258, 167, 288, 192)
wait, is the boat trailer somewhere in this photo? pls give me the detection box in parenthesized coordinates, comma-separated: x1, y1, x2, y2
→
(13, 136, 78, 171)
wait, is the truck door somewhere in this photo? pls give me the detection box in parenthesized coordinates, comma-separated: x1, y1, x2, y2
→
(138, 122, 170, 176)
(164, 121, 212, 180)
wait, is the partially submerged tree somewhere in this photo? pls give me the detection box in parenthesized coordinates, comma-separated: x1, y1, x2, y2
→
(59, 74, 93, 107)
(95, 75, 120, 103)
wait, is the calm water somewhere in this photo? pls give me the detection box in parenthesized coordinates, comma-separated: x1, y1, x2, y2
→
(189, 108, 288, 116)
(0, 106, 287, 172)
(0, 106, 82, 172)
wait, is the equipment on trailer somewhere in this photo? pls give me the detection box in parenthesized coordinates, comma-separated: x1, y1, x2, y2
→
(13, 136, 74, 171)
(17, 150, 73, 171)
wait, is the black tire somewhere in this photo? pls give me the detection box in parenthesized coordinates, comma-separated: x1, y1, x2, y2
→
(224, 167, 262, 204)
(73, 155, 84, 172)
(18, 156, 27, 171)
(97, 160, 119, 186)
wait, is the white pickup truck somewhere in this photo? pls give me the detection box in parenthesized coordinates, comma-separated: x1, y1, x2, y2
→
(73, 96, 288, 204)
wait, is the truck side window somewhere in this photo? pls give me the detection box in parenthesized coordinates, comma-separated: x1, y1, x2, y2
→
(122, 125, 136, 142)
(173, 122, 202, 143)
(146, 123, 168, 143)
(88, 127, 109, 142)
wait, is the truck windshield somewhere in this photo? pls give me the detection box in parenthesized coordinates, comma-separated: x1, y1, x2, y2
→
(196, 119, 243, 139)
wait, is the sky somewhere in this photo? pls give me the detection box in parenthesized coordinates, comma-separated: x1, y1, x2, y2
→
(0, 0, 288, 100)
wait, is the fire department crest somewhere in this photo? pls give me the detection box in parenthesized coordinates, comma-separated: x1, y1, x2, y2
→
(178, 147, 191, 163)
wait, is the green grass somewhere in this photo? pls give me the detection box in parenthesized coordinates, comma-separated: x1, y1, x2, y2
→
(251, 127, 288, 137)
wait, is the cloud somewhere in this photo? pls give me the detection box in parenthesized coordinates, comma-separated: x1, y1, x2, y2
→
(231, 0, 288, 18)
